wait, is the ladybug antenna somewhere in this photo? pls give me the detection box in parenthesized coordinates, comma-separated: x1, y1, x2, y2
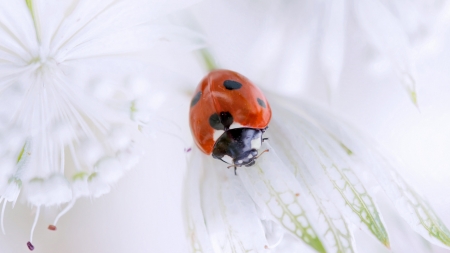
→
(254, 149, 269, 160)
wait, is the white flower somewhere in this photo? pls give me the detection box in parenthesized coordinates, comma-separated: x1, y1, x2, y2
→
(0, 0, 202, 250)
(184, 92, 450, 252)
(1, 0, 448, 252)
(177, 2, 450, 251)
(189, 0, 450, 105)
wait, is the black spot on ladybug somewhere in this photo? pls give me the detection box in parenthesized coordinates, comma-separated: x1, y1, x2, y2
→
(209, 112, 234, 130)
(209, 113, 224, 130)
(190, 91, 201, 107)
(223, 80, 242, 90)
(257, 98, 266, 108)
(219, 112, 233, 129)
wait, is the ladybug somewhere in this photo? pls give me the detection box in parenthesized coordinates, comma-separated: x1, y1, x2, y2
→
(189, 69, 271, 173)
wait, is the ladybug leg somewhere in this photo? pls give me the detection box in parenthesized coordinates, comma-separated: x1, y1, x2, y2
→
(227, 164, 239, 175)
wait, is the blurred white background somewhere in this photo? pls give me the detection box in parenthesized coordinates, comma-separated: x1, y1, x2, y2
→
(1, 0, 450, 252)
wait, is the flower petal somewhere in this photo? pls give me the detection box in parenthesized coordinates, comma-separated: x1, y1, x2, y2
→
(269, 137, 355, 253)
(319, 0, 346, 97)
(185, 148, 214, 253)
(270, 104, 389, 248)
(238, 147, 327, 253)
(359, 146, 450, 249)
(0, 0, 36, 63)
(280, 97, 450, 249)
(200, 156, 270, 252)
(354, 0, 417, 105)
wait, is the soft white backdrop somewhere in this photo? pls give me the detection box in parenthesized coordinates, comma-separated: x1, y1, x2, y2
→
(1, 0, 450, 252)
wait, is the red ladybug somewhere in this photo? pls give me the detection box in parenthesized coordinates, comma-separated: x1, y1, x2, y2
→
(189, 69, 271, 172)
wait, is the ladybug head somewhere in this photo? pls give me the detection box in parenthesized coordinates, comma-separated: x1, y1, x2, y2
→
(227, 149, 270, 169)
(232, 149, 259, 167)
(212, 127, 269, 170)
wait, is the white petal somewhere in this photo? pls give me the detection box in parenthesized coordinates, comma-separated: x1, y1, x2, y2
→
(25, 174, 72, 207)
(96, 157, 123, 184)
(72, 173, 90, 199)
(88, 174, 111, 198)
(261, 219, 284, 249)
(354, 0, 417, 104)
(1, 180, 21, 203)
(269, 129, 356, 253)
(277, 95, 450, 248)
(270, 104, 389, 247)
(184, 148, 214, 253)
(200, 157, 269, 252)
(0, 0, 37, 63)
(239, 145, 328, 253)
(319, 0, 346, 95)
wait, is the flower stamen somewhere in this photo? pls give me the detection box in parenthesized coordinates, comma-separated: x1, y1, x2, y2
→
(28, 206, 40, 251)
(49, 199, 76, 231)
(26, 241, 34, 251)
(1, 198, 6, 234)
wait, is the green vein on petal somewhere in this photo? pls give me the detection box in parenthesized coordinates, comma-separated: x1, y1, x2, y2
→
(256, 167, 326, 253)
(401, 73, 418, 107)
(297, 170, 355, 253)
(270, 106, 389, 248)
(16, 142, 26, 163)
(198, 48, 217, 71)
(304, 108, 450, 247)
(301, 127, 389, 247)
(339, 142, 353, 156)
(270, 135, 355, 253)
(373, 153, 450, 248)
(332, 164, 388, 247)
(24, 0, 41, 43)
(279, 97, 450, 249)
(187, 218, 206, 253)
(240, 151, 326, 253)
(413, 191, 450, 246)
(25, 0, 33, 13)
(13, 140, 31, 179)
(258, 168, 326, 252)
(308, 189, 354, 253)
(410, 90, 418, 106)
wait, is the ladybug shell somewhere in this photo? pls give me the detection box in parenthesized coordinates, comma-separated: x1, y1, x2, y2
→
(189, 69, 271, 155)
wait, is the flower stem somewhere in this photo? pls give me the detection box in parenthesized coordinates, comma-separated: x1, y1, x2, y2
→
(25, 0, 41, 43)
(198, 49, 217, 71)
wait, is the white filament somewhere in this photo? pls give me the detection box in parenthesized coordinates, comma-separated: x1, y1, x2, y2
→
(53, 199, 76, 226)
(0, 198, 5, 234)
(30, 206, 40, 243)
